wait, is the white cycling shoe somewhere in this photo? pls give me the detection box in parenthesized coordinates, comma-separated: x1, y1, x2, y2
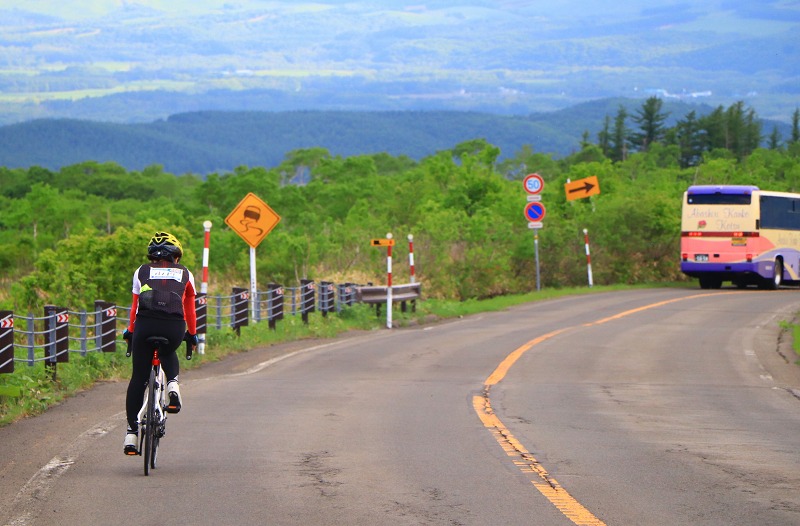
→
(123, 430, 138, 456)
(166, 380, 182, 414)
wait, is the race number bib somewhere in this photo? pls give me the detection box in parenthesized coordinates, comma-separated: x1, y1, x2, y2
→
(149, 267, 184, 282)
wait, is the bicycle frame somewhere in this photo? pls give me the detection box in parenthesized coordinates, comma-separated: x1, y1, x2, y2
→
(138, 345, 168, 476)
(124, 334, 193, 475)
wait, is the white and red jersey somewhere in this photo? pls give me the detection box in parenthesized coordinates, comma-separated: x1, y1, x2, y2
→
(128, 261, 197, 334)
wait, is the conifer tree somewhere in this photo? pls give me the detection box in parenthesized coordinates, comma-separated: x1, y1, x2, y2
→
(611, 105, 629, 162)
(631, 96, 669, 152)
(768, 127, 781, 150)
(674, 110, 703, 168)
(597, 115, 611, 158)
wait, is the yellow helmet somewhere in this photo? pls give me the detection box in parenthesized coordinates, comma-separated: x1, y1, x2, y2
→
(147, 231, 183, 260)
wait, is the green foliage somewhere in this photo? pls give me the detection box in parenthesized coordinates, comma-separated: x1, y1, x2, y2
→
(9, 222, 194, 310)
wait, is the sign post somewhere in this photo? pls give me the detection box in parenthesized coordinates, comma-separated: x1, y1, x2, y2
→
(583, 228, 594, 287)
(225, 193, 281, 319)
(408, 234, 416, 284)
(386, 233, 393, 329)
(198, 220, 212, 354)
(534, 229, 541, 292)
(523, 174, 545, 291)
(370, 235, 396, 328)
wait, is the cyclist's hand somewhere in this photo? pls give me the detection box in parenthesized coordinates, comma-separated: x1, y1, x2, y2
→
(184, 331, 199, 348)
(184, 331, 198, 360)
(123, 329, 132, 357)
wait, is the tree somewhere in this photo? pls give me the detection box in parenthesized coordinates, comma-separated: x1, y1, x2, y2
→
(673, 111, 703, 168)
(610, 105, 630, 162)
(496, 144, 559, 181)
(768, 127, 781, 150)
(792, 108, 800, 144)
(451, 138, 501, 168)
(597, 115, 611, 158)
(697, 102, 761, 160)
(699, 105, 727, 151)
(631, 96, 669, 152)
(741, 104, 762, 159)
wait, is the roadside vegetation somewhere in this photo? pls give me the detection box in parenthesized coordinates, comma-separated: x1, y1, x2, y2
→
(1, 99, 799, 424)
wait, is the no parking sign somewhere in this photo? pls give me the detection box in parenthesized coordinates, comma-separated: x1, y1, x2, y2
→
(524, 201, 546, 226)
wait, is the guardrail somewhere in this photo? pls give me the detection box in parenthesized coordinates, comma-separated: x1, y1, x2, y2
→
(356, 283, 421, 315)
(0, 302, 118, 375)
(0, 280, 418, 378)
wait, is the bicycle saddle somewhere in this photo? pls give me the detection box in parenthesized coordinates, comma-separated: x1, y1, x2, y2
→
(145, 336, 170, 347)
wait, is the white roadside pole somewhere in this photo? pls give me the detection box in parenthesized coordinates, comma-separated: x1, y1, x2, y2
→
(386, 233, 393, 329)
(250, 246, 257, 316)
(534, 229, 541, 291)
(408, 234, 416, 284)
(583, 228, 594, 287)
(198, 220, 212, 354)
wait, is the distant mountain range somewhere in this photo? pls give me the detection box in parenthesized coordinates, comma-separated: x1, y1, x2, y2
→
(0, 1, 798, 125)
(0, 98, 793, 175)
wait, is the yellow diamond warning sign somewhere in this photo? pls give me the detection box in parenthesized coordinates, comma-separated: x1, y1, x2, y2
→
(225, 193, 281, 248)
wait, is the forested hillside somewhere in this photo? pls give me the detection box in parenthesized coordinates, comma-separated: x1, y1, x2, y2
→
(1, 100, 799, 311)
(0, 99, 794, 174)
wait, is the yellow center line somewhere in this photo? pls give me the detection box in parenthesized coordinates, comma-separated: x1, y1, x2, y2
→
(474, 291, 741, 525)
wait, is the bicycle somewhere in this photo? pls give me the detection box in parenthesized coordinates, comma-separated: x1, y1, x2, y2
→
(126, 335, 193, 476)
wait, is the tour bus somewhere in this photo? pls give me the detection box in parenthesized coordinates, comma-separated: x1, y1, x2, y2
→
(681, 185, 800, 289)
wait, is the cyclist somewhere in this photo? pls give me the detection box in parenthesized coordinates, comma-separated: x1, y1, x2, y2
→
(122, 232, 199, 455)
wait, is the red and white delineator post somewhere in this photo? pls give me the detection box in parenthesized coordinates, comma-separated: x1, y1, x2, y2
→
(198, 220, 212, 354)
(408, 234, 415, 284)
(583, 228, 593, 288)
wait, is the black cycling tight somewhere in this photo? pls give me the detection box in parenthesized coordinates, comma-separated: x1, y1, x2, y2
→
(125, 316, 185, 430)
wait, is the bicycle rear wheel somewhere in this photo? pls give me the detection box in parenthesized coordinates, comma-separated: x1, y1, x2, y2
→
(151, 386, 161, 470)
(143, 368, 156, 476)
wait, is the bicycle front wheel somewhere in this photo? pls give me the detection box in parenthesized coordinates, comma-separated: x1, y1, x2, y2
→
(143, 368, 156, 476)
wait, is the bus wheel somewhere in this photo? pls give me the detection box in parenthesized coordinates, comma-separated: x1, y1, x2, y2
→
(770, 259, 783, 289)
(699, 276, 722, 289)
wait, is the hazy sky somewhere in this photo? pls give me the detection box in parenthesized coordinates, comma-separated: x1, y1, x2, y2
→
(4, 0, 797, 37)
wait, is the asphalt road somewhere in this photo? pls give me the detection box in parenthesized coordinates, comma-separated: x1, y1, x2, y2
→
(2, 288, 800, 525)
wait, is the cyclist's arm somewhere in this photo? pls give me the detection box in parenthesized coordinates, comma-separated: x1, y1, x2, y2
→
(128, 293, 139, 332)
(183, 279, 197, 335)
(128, 267, 143, 332)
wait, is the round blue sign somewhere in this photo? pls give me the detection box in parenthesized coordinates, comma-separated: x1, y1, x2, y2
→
(524, 201, 546, 222)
